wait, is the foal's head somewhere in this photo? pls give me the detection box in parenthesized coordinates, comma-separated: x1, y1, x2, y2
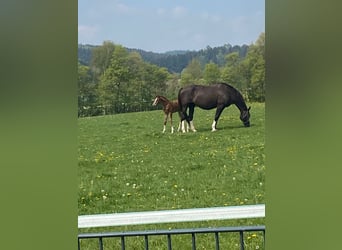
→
(152, 96, 160, 106)
(240, 106, 251, 127)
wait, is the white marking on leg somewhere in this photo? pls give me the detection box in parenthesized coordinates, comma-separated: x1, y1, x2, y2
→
(163, 125, 166, 133)
(211, 120, 217, 132)
(177, 122, 181, 132)
(181, 121, 186, 133)
(190, 121, 197, 132)
(171, 126, 174, 133)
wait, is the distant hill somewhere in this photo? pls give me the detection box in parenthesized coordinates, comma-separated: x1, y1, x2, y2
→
(78, 44, 97, 66)
(78, 43, 249, 73)
(164, 50, 190, 55)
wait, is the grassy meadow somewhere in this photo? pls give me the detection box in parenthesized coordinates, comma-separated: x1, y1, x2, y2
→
(78, 103, 265, 249)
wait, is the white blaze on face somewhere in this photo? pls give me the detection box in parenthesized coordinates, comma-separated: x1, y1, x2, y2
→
(152, 97, 158, 106)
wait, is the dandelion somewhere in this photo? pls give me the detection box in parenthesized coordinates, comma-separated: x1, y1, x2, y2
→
(173, 184, 178, 188)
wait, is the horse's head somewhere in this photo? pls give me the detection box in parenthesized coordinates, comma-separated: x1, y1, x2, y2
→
(152, 96, 160, 106)
(240, 106, 251, 127)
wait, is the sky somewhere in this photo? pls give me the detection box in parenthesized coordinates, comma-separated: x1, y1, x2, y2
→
(78, 0, 264, 53)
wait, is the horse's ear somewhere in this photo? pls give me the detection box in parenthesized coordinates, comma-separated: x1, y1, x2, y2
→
(248, 106, 251, 111)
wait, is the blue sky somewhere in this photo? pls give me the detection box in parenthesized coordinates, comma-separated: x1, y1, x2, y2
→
(78, 0, 264, 53)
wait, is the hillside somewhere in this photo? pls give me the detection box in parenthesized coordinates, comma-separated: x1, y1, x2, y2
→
(78, 43, 249, 73)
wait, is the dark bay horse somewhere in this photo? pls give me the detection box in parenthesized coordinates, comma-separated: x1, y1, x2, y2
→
(152, 95, 187, 133)
(178, 83, 251, 132)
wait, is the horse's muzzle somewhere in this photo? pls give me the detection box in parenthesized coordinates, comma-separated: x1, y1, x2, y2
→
(244, 121, 250, 127)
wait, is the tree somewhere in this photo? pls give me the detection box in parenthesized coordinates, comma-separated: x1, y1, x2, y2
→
(98, 45, 131, 114)
(203, 62, 221, 84)
(97, 45, 170, 114)
(221, 52, 246, 90)
(180, 58, 203, 85)
(78, 62, 99, 116)
(244, 32, 265, 102)
(90, 41, 116, 82)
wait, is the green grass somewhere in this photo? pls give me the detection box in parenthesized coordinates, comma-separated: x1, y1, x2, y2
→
(78, 103, 265, 249)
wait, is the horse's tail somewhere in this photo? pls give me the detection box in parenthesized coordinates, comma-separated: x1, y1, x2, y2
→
(178, 87, 183, 108)
(178, 87, 184, 120)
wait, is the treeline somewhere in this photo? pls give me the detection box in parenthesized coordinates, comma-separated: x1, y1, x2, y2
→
(79, 43, 248, 73)
(126, 44, 248, 73)
(78, 33, 264, 117)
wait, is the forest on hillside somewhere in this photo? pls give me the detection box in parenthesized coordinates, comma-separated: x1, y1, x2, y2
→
(78, 43, 249, 73)
(78, 33, 264, 117)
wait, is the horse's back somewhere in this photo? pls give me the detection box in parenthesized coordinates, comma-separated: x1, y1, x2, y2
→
(179, 83, 239, 109)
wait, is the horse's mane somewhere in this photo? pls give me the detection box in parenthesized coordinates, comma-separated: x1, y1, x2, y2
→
(157, 95, 169, 102)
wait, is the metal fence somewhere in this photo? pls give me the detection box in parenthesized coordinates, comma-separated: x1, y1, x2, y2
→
(78, 225, 265, 250)
(78, 205, 265, 250)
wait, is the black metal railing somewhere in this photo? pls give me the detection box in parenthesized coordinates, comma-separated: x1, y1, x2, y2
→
(78, 225, 265, 250)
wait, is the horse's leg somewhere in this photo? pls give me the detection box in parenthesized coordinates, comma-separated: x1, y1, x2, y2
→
(177, 111, 183, 132)
(163, 113, 168, 133)
(180, 105, 190, 133)
(188, 104, 197, 132)
(212, 105, 225, 131)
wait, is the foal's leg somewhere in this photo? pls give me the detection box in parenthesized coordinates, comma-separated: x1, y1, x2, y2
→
(188, 104, 197, 132)
(212, 105, 225, 131)
(163, 113, 168, 133)
(170, 113, 174, 133)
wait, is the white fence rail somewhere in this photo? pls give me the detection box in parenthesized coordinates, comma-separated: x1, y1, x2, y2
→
(78, 204, 265, 229)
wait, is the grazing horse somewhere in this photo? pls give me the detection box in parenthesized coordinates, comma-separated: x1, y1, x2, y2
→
(152, 95, 186, 133)
(178, 83, 251, 132)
